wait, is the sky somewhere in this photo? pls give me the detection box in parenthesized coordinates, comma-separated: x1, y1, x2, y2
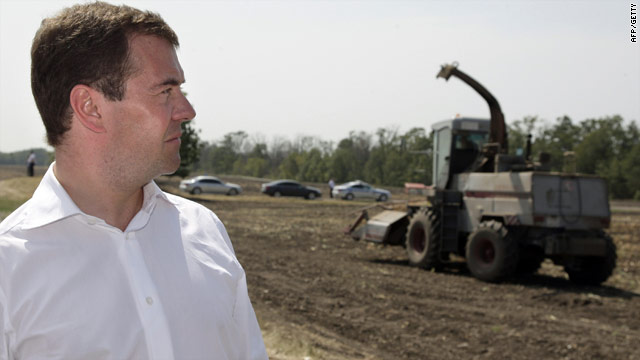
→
(0, 0, 638, 153)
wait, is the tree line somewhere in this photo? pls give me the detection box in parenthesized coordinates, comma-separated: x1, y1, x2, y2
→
(184, 115, 640, 200)
(2, 115, 638, 199)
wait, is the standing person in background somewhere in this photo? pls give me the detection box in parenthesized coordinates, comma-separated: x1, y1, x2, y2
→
(328, 178, 335, 198)
(0, 2, 267, 359)
(26, 150, 36, 176)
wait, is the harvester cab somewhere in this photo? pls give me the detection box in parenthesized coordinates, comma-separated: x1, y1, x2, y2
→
(432, 117, 489, 190)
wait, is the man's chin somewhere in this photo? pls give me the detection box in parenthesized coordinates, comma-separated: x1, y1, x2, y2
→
(157, 157, 181, 177)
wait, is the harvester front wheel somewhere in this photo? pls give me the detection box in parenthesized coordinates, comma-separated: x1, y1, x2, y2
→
(466, 221, 518, 282)
(405, 210, 441, 270)
(564, 232, 617, 286)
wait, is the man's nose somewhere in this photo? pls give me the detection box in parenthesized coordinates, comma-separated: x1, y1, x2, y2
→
(174, 93, 196, 123)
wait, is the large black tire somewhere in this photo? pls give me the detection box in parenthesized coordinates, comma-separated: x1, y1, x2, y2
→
(466, 221, 519, 282)
(377, 194, 388, 202)
(273, 191, 282, 197)
(345, 193, 354, 200)
(191, 187, 202, 195)
(227, 188, 238, 196)
(405, 210, 441, 270)
(306, 192, 317, 200)
(564, 232, 617, 285)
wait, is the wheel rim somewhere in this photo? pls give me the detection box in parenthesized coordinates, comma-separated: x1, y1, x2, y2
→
(274, 191, 281, 197)
(411, 227, 426, 253)
(346, 194, 354, 200)
(475, 237, 495, 264)
(308, 193, 315, 199)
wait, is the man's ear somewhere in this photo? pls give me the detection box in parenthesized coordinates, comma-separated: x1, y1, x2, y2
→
(69, 85, 106, 133)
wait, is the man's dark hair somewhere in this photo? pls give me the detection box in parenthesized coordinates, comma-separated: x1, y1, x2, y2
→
(31, 1, 179, 146)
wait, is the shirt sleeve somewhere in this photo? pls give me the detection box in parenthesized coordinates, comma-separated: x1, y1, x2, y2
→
(233, 271, 268, 360)
(209, 211, 236, 256)
(205, 205, 267, 358)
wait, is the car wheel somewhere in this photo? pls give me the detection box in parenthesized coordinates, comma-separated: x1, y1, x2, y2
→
(345, 193, 354, 200)
(273, 191, 282, 197)
(191, 187, 202, 195)
(377, 194, 388, 202)
(306, 192, 316, 200)
(227, 188, 238, 196)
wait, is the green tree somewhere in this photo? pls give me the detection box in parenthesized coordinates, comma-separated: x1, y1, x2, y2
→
(279, 152, 301, 179)
(403, 127, 433, 184)
(242, 143, 270, 178)
(507, 116, 538, 156)
(208, 131, 248, 174)
(622, 143, 640, 200)
(534, 116, 581, 171)
(299, 148, 328, 182)
(174, 121, 203, 178)
(329, 131, 371, 182)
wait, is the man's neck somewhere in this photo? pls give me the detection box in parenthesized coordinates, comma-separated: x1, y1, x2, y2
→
(53, 159, 145, 232)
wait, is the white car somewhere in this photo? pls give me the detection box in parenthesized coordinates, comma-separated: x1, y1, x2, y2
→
(332, 180, 391, 201)
(179, 176, 242, 195)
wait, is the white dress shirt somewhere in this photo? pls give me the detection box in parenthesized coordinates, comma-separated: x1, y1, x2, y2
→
(0, 164, 268, 360)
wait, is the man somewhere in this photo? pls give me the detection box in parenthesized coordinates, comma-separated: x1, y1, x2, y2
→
(26, 151, 36, 176)
(328, 178, 335, 198)
(0, 2, 267, 359)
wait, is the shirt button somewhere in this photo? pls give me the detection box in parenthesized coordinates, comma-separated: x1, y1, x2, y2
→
(146, 297, 154, 305)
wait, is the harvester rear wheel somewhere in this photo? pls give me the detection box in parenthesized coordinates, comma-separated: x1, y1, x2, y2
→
(564, 232, 617, 285)
(466, 221, 518, 282)
(405, 210, 441, 270)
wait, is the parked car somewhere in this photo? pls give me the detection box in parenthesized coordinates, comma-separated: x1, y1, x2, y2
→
(332, 180, 391, 201)
(179, 176, 242, 195)
(261, 179, 321, 200)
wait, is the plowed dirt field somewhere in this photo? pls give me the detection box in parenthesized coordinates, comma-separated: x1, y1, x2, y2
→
(160, 176, 640, 360)
(2, 167, 638, 360)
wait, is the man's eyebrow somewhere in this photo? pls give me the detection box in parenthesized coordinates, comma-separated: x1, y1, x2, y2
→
(152, 78, 184, 89)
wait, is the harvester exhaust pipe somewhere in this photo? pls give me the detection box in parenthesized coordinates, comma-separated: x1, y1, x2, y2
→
(437, 62, 508, 154)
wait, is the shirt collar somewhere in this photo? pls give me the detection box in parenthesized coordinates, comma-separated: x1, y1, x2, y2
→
(20, 162, 176, 230)
(140, 178, 177, 212)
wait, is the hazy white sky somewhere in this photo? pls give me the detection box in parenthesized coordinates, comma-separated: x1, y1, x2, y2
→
(1, 0, 638, 153)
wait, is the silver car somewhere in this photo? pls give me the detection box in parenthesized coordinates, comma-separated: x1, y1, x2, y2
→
(179, 176, 242, 195)
(332, 180, 391, 201)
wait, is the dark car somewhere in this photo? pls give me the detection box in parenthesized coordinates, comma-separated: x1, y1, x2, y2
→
(260, 179, 322, 200)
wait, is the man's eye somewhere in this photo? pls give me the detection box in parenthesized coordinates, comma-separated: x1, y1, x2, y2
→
(162, 88, 172, 95)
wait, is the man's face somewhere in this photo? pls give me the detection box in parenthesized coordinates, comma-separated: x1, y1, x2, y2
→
(100, 34, 196, 185)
